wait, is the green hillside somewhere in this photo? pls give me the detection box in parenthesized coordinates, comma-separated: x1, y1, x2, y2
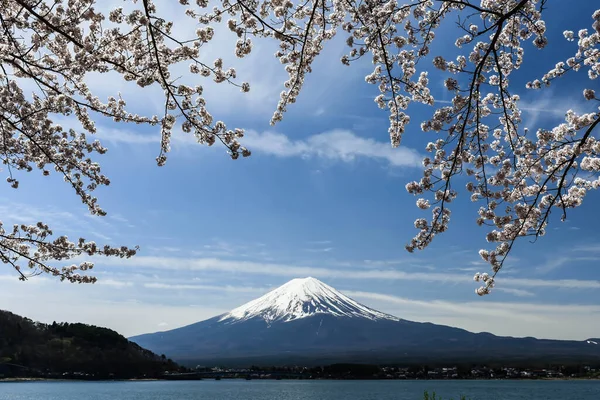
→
(0, 310, 183, 379)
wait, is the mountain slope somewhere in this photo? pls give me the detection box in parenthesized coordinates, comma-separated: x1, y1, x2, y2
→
(0, 310, 181, 378)
(130, 277, 600, 366)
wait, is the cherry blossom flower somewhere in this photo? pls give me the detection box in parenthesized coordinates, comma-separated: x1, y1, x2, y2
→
(2, 1, 599, 294)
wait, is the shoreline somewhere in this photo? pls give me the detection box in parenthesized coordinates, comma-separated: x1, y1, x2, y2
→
(2, 377, 599, 383)
(0, 378, 160, 383)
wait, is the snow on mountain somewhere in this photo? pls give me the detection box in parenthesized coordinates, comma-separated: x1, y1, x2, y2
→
(219, 277, 400, 324)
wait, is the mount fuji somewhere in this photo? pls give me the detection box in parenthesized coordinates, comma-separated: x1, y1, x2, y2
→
(220, 277, 398, 324)
(130, 277, 600, 366)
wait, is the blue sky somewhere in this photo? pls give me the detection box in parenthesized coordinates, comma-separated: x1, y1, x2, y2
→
(1, 1, 600, 340)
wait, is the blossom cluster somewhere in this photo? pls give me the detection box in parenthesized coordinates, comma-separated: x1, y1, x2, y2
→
(232, 0, 596, 294)
(202, 1, 597, 295)
(1, 0, 253, 280)
(2, 0, 599, 291)
(223, 0, 598, 296)
(0, 221, 137, 283)
(401, 2, 599, 295)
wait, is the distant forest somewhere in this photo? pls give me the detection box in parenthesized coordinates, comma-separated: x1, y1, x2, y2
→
(0, 310, 183, 379)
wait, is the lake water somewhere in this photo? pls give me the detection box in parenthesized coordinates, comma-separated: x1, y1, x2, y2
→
(0, 380, 598, 399)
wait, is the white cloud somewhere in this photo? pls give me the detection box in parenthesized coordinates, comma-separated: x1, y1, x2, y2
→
(314, 107, 326, 116)
(505, 276, 600, 289)
(345, 290, 600, 340)
(154, 247, 182, 253)
(469, 260, 487, 266)
(494, 287, 535, 297)
(535, 256, 600, 274)
(574, 244, 600, 253)
(0, 201, 78, 230)
(363, 259, 414, 267)
(345, 290, 543, 323)
(0, 274, 48, 284)
(89, 231, 113, 241)
(92, 125, 422, 169)
(0, 200, 123, 241)
(0, 276, 227, 337)
(305, 247, 334, 253)
(243, 129, 422, 167)
(96, 126, 159, 145)
(95, 279, 134, 288)
(94, 255, 600, 291)
(144, 282, 267, 294)
(519, 93, 589, 131)
(308, 240, 332, 245)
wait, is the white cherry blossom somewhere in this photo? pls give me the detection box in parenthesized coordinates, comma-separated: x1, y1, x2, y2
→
(2, 1, 599, 293)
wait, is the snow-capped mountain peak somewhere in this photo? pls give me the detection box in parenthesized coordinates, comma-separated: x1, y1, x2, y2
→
(219, 277, 400, 324)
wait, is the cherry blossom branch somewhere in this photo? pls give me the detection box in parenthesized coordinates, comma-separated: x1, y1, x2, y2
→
(2, 1, 599, 293)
